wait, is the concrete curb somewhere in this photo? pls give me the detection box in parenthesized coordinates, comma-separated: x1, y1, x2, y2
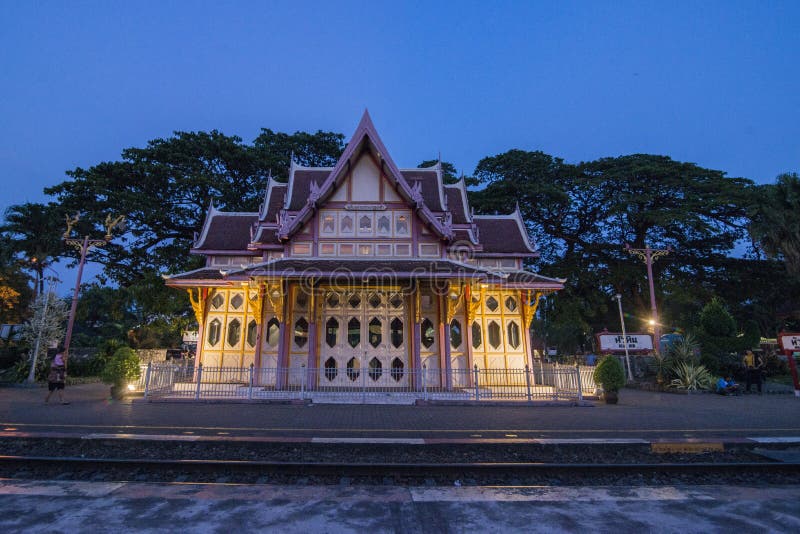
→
(1, 430, 798, 448)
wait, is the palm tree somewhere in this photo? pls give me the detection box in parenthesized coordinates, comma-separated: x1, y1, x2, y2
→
(0, 203, 65, 298)
(750, 173, 800, 277)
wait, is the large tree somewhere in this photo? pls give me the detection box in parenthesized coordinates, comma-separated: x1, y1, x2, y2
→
(0, 236, 33, 324)
(0, 202, 65, 298)
(749, 172, 800, 277)
(44, 129, 345, 286)
(470, 152, 755, 350)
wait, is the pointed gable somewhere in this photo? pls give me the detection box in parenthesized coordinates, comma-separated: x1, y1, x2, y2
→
(278, 110, 453, 241)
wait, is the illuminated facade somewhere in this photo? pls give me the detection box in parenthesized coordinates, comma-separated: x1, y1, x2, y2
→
(165, 111, 563, 388)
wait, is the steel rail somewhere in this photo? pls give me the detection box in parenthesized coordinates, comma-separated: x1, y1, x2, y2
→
(1, 455, 798, 478)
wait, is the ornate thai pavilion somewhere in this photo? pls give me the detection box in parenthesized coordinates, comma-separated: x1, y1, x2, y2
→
(165, 111, 563, 389)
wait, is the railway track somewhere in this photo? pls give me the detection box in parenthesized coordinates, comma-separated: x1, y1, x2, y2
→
(1, 455, 798, 485)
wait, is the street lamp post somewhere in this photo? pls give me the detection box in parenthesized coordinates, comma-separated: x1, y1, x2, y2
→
(62, 214, 124, 363)
(613, 293, 633, 381)
(26, 273, 60, 383)
(625, 243, 671, 353)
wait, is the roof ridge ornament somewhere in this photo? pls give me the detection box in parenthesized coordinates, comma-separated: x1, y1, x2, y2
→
(309, 179, 321, 205)
(411, 180, 423, 205)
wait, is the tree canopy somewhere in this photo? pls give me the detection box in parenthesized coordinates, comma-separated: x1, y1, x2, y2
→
(750, 172, 800, 277)
(1, 122, 797, 355)
(43, 129, 344, 285)
(468, 150, 794, 350)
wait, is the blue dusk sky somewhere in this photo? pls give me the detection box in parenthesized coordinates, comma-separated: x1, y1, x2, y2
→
(1, 0, 798, 289)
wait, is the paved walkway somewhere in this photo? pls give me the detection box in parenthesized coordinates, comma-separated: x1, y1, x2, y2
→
(2, 480, 799, 533)
(1, 382, 799, 441)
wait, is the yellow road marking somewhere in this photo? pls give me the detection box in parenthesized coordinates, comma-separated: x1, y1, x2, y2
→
(651, 442, 725, 453)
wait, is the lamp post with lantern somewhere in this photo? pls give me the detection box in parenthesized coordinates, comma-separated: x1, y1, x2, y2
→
(61, 214, 125, 363)
(625, 243, 671, 353)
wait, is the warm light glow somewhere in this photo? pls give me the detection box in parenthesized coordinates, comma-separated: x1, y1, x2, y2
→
(648, 319, 656, 326)
(127, 384, 136, 391)
(271, 290, 281, 299)
(449, 291, 459, 301)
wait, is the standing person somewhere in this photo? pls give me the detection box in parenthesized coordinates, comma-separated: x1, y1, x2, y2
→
(743, 350, 764, 394)
(45, 346, 69, 404)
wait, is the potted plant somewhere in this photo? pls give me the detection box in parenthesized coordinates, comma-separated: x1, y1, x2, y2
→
(593, 355, 625, 404)
(101, 346, 141, 400)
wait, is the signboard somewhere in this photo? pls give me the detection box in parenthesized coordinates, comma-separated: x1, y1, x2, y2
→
(597, 333, 654, 353)
(182, 331, 199, 343)
(777, 332, 800, 396)
(779, 334, 800, 352)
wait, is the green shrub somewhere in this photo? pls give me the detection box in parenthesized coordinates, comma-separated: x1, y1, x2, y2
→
(101, 346, 141, 386)
(670, 361, 713, 391)
(593, 355, 626, 392)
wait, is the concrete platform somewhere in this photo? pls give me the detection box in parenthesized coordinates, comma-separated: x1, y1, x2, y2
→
(1, 382, 799, 443)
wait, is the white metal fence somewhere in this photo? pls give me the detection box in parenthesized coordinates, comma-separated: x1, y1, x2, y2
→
(137, 361, 597, 404)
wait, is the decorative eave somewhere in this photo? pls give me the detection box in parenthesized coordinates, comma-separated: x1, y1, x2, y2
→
(473, 205, 538, 255)
(258, 173, 278, 222)
(277, 110, 454, 242)
(162, 267, 238, 288)
(494, 270, 566, 290)
(189, 249, 261, 256)
(192, 201, 219, 249)
(443, 177, 473, 224)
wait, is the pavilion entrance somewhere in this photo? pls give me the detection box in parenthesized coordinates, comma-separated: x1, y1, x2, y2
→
(319, 289, 409, 388)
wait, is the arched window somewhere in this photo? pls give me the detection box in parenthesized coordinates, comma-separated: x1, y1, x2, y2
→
(322, 214, 335, 233)
(326, 317, 339, 348)
(507, 321, 521, 349)
(378, 215, 390, 233)
(450, 319, 462, 349)
(326, 292, 340, 308)
(207, 319, 221, 346)
(488, 321, 501, 349)
(421, 318, 435, 349)
(505, 296, 517, 312)
(395, 214, 409, 235)
(324, 357, 337, 380)
(294, 317, 308, 348)
(246, 320, 257, 348)
(368, 357, 382, 380)
(391, 318, 403, 348)
(341, 215, 353, 233)
(348, 317, 361, 348)
(368, 293, 381, 308)
(471, 321, 482, 349)
(266, 318, 280, 347)
(391, 358, 404, 381)
(227, 318, 241, 346)
(346, 357, 360, 380)
(369, 317, 382, 348)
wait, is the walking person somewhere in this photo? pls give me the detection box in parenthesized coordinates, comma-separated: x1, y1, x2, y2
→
(45, 346, 69, 404)
(743, 350, 764, 394)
